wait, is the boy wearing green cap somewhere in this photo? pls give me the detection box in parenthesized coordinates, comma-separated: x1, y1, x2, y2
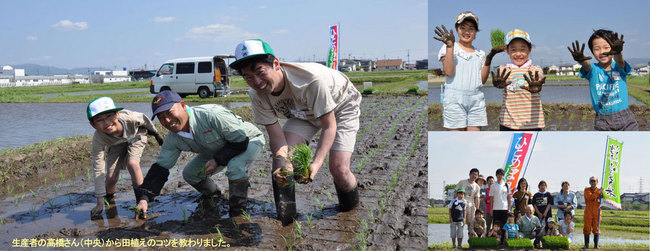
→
(87, 96, 163, 219)
(229, 39, 362, 224)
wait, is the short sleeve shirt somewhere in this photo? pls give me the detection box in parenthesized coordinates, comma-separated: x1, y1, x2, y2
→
(498, 64, 545, 129)
(457, 179, 481, 207)
(448, 198, 467, 222)
(503, 223, 519, 238)
(533, 191, 554, 218)
(437, 42, 485, 92)
(249, 62, 351, 125)
(491, 181, 509, 210)
(580, 61, 632, 114)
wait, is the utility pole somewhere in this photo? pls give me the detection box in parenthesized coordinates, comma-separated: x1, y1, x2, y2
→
(407, 49, 410, 65)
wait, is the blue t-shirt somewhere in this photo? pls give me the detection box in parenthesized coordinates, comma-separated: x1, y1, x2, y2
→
(579, 61, 632, 114)
(503, 223, 519, 238)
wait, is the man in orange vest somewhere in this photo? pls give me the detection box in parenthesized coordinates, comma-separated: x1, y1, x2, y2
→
(583, 176, 601, 249)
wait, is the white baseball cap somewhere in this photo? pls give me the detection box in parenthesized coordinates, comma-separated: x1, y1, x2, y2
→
(229, 39, 275, 69)
(86, 97, 123, 120)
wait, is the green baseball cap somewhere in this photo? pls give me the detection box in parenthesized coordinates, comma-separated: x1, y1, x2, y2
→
(229, 39, 275, 69)
(86, 97, 123, 120)
(456, 187, 465, 193)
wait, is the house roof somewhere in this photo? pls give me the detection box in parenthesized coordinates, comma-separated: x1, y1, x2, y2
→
(376, 59, 403, 67)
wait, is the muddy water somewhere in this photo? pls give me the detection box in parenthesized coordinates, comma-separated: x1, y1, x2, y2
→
(0, 102, 250, 151)
(0, 96, 428, 250)
(427, 84, 644, 105)
(40, 88, 150, 98)
(428, 223, 650, 246)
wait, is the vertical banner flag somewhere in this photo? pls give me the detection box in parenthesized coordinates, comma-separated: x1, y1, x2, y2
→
(503, 132, 537, 196)
(328, 24, 339, 70)
(601, 137, 623, 210)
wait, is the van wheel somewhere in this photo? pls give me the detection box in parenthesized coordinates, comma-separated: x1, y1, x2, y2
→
(198, 87, 212, 98)
(160, 86, 171, 92)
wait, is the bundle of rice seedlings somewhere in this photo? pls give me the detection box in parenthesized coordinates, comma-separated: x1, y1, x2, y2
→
(491, 29, 505, 47)
(468, 237, 499, 248)
(290, 143, 312, 184)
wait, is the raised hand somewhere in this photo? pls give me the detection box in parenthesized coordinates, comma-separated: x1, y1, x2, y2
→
(568, 40, 592, 62)
(433, 25, 455, 47)
(521, 70, 546, 93)
(491, 68, 511, 89)
(485, 45, 506, 66)
(602, 32, 624, 56)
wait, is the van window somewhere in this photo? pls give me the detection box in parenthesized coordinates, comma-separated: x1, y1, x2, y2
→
(198, 62, 212, 73)
(158, 63, 174, 76)
(176, 63, 195, 74)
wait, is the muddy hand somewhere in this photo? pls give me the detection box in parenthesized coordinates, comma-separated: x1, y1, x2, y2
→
(568, 40, 592, 62)
(522, 70, 546, 93)
(272, 167, 291, 186)
(135, 200, 148, 220)
(433, 25, 455, 47)
(603, 33, 624, 56)
(485, 45, 506, 66)
(90, 205, 103, 219)
(490, 68, 510, 89)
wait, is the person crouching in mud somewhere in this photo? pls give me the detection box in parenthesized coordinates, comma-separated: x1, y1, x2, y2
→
(229, 39, 362, 225)
(134, 90, 265, 219)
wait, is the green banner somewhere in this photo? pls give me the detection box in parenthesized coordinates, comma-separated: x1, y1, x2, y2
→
(602, 137, 622, 210)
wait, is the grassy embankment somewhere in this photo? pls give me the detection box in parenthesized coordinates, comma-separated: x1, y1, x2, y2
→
(0, 70, 426, 103)
(428, 206, 649, 249)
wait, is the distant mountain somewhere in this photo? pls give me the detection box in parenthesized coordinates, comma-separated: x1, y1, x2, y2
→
(626, 58, 650, 68)
(3, 64, 111, 76)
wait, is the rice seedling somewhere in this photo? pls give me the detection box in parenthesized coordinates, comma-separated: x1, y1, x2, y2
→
(103, 198, 110, 206)
(13, 195, 20, 207)
(30, 206, 37, 219)
(86, 168, 91, 183)
(43, 177, 47, 186)
(293, 219, 303, 239)
(306, 213, 313, 230)
(68, 180, 74, 188)
(30, 189, 37, 198)
(289, 143, 312, 184)
(280, 233, 294, 251)
(214, 226, 224, 242)
(490, 29, 505, 47)
(6, 185, 13, 194)
(241, 209, 251, 222)
(323, 190, 332, 202)
(19, 181, 25, 192)
(208, 197, 217, 208)
(181, 207, 188, 224)
(231, 218, 240, 234)
(0, 218, 3, 228)
(118, 175, 124, 186)
(54, 183, 60, 194)
(47, 200, 55, 209)
(313, 197, 323, 211)
(59, 171, 65, 180)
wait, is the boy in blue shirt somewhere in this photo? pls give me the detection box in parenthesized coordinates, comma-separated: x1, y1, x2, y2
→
(503, 212, 519, 240)
(449, 188, 467, 248)
(568, 29, 638, 131)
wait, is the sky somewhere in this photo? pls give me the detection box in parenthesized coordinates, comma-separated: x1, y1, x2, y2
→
(428, 0, 650, 69)
(0, 0, 426, 70)
(428, 131, 650, 199)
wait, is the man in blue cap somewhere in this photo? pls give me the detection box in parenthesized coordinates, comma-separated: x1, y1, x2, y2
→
(229, 39, 362, 224)
(134, 90, 264, 218)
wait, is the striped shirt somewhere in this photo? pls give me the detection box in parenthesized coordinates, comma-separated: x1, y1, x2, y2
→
(498, 65, 545, 130)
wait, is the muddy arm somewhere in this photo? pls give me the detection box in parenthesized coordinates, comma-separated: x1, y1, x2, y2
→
(135, 163, 170, 202)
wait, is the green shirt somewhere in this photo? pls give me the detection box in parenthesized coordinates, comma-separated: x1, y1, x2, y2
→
(156, 104, 264, 169)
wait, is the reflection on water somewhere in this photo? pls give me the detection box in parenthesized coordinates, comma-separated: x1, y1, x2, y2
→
(0, 102, 250, 150)
(428, 223, 649, 246)
(428, 84, 644, 105)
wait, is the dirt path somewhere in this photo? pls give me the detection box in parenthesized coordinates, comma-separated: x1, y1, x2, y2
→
(0, 96, 428, 250)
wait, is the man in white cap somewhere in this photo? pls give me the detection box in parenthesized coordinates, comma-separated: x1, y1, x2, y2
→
(229, 39, 362, 224)
(87, 96, 163, 219)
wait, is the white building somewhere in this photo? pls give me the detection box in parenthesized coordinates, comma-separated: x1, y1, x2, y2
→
(0, 65, 91, 87)
(91, 70, 130, 83)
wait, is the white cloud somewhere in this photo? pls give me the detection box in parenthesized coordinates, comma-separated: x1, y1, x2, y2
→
(271, 29, 289, 34)
(152, 16, 175, 23)
(183, 24, 261, 42)
(25, 36, 38, 41)
(52, 20, 88, 31)
(30, 56, 51, 61)
(259, 5, 268, 9)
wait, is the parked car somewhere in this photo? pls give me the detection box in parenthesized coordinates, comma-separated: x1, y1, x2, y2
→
(150, 55, 234, 98)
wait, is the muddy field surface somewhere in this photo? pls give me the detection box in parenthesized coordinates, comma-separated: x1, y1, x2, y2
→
(0, 96, 428, 250)
(428, 103, 650, 131)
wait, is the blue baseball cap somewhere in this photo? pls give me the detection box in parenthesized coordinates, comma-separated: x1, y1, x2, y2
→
(151, 90, 182, 118)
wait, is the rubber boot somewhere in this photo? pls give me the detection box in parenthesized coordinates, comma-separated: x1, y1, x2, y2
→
(272, 178, 296, 226)
(105, 193, 118, 219)
(335, 181, 359, 212)
(190, 178, 222, 198)
(593, 234, 599, 249)
(228, 180, 249, 217)
(583, 234, 590, 249)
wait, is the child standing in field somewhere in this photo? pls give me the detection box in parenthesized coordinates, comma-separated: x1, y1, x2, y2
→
(449, 188, 468, 248)
(568, 29, 638, 131)
(433, 11, 504, 131)
(491, 29, 546, 131)
(87, 97, 164, 219)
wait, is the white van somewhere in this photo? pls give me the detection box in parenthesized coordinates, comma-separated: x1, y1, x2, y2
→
(150, 55, 234, 98)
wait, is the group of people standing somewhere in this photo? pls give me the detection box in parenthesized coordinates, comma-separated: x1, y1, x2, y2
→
(448, 168, 603, 249)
